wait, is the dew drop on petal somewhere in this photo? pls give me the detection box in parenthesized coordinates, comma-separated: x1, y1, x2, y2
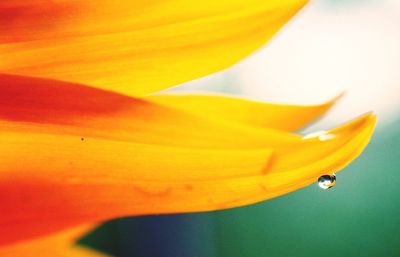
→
(318, 173, 336, 190)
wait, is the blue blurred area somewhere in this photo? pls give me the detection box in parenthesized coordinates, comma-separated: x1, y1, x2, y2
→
(117, 214, 218, 257)
(80, 214, 218, 257)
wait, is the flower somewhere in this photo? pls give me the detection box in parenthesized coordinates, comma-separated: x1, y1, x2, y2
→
(0, 0, 376, 256)
(0, 74, 375, 254)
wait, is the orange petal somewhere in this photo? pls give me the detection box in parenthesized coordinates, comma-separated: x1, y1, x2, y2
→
(0, 224, 110, 257)
(146, 92, 342, 131)
(0, 0, 308, 95)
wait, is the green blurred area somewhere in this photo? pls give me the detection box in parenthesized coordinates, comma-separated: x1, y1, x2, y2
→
(81, 117, 400, 257)
(214, 118, 400, 257)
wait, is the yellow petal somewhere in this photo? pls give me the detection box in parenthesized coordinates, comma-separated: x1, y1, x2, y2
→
(0, 224, 110, 257)
(0, 0, 308, 95)
(146, 92, 341, 131)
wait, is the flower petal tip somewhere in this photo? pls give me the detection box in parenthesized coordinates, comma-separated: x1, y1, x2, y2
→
(335, 112, 377, 135)
(327, 91, 346, 105)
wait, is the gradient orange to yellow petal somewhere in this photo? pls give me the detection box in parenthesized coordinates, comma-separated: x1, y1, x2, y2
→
(0, 0, 308, 95)
(0, 74, 301, 149)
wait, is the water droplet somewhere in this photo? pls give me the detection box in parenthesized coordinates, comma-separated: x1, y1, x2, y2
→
(318, 173, 336, 189)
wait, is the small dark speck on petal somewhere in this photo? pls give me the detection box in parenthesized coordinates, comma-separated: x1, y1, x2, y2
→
(260, 185, 268, 192)
(185, 184, 194, 191)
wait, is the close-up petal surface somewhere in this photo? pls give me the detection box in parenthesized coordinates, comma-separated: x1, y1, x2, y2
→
(0, 75, 376, 246)
(0, 0, 308, 95)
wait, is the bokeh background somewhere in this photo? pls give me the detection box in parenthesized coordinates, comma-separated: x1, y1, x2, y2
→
(80, 0, 400, 256)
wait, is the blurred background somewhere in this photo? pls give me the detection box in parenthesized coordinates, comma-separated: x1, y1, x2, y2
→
(80, 0, 400, 256)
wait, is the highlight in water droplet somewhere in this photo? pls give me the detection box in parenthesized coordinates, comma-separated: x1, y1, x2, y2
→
(318, 173, 336, 190)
